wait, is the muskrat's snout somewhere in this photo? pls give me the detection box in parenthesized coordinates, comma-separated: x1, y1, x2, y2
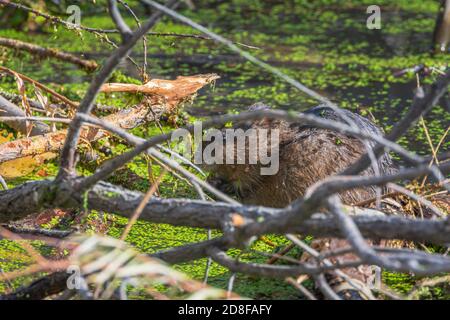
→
(206, 164, 259, 199)
(207, 173, 242, 197)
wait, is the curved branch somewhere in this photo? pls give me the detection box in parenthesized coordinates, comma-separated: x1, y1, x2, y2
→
(207, 247, 360, 278)
(108, 0, 133, 41)
(77, 108, 423, 191)
(0, 95, 50, 135)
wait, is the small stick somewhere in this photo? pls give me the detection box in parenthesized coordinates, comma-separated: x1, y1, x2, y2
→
(420, 125, 449, 187)
(286, 277, 317, 300)
(266, 243, 295, 264)
(352, 191, 401, 207)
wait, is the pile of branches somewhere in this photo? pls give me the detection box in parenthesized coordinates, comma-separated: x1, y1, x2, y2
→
(0, 0, 448, 300)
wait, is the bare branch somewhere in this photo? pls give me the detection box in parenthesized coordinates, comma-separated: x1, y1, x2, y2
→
(386, 182, 445, 217)
(0, 0, 259, 49)
(0, 66, 78, 108)
(2, 180, 450, 246)
(0, 0, 117, 33)
(77, 108, 424, 191)
(314, 274, 341, 300)
(108, 0, 133, 42)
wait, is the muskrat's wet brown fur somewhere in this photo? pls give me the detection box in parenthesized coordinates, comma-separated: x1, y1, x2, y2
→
(205, 104, 395, 207)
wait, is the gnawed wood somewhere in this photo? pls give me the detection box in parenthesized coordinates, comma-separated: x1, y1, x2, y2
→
(100, 73, 219, 111)
(0, 74, 219, 164)
(0, 130, 56, 179)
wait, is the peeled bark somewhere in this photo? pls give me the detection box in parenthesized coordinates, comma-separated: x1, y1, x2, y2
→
(0, 103, 161, 163)
(100, 73, 220, 110)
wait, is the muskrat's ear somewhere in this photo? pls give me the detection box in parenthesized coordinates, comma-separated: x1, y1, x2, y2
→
(247, 102, 271, 112)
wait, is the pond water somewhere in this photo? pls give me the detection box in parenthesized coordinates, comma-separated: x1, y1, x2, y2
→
(62, 1, 449, 157)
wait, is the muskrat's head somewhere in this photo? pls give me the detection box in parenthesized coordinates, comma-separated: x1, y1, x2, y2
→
(200, 125, 266, 199)
(199, 103, 287, 201)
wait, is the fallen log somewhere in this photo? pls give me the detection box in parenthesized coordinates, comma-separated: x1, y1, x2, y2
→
(0, 37, 98, 72)
(1, 179, 450, 246)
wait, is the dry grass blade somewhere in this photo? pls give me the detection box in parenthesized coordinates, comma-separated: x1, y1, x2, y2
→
(120, 168, 168, 240)
(68, 235, 235, 299)
(420, 125, 449, 187)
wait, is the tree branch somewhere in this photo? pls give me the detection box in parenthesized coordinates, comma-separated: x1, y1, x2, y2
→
(0, 37, 98, 72)
(57, 0, 179, 177)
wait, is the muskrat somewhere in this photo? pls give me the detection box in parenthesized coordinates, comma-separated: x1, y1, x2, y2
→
(202, 103, 396, 299)
(203, 103, 395, 207)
